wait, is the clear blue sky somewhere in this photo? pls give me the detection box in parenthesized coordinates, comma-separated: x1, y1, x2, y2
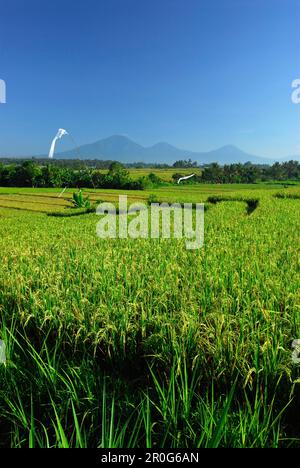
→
(0, 0, 299, 158)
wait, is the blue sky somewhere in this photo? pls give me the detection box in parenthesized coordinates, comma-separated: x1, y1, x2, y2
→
(0, 0, 299, 158)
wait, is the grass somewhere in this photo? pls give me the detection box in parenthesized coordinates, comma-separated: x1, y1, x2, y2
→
(206, 196, 259, 214)
(274, 191, 300, 200)
(0, 182, 299, 447)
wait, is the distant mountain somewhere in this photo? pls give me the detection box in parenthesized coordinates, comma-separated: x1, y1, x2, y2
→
(59, 135, 144, 161)
(34, 135, 300, 165)
(56, 135, 193, 163)
(191, 144, 275, 165)
(143, 142, 191, 161)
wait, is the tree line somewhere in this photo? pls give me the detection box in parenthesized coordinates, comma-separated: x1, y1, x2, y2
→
(0, 160, 299, 189)
(0, 161, 163, 189)
(173, 161, 300, 184)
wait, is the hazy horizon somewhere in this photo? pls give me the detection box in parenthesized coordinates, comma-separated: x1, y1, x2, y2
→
(1, 133, 298, 164)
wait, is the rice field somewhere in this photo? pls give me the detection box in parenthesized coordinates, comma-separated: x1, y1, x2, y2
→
(0, 182, 297, 213)
(0, 183, 299, 447)
(97, 167, 203, 182)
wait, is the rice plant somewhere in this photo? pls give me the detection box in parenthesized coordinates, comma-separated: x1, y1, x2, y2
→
(0, 184, 299, 447)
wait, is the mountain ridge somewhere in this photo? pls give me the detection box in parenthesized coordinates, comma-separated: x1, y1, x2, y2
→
(55, 135, 279, 165)
(4, 135, 299, 165)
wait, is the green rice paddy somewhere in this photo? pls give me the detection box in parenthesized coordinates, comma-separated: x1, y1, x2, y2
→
(0, 182, 299, 447)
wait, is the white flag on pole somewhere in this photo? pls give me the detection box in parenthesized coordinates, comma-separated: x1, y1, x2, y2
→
(177, 173, 196, 184)
(48, 128, 68, 159)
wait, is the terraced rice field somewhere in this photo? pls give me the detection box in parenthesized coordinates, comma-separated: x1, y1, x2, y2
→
(0, 183, 299, 447)
(0, 183, 297, 213)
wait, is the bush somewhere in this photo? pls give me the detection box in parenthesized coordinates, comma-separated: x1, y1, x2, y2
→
(71, 190, 91, 208)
